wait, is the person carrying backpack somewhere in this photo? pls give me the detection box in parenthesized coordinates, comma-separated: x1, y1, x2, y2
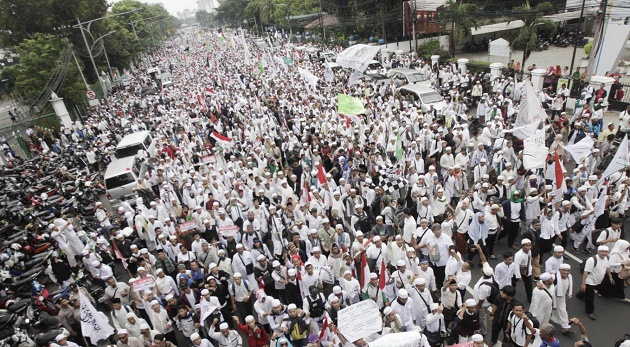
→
(472, 243, 499, 337)
(576, 245, 612, 320)
(280, 303, 310, 347)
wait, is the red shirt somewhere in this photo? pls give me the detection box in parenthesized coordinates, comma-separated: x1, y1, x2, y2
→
(237, 323, 269, 347)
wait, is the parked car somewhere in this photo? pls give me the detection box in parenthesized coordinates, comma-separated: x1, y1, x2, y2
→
(398, 85, 446, 112)
(364, 73, 392, 85)
(387, 68, 431, 87)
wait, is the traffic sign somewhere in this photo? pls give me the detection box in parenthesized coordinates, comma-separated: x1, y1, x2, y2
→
(85, 90, 96, 100)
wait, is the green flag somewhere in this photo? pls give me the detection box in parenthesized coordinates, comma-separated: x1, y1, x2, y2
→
(337, 94, 365, 115)
(395, 131, 403, 161)
(283, 57, 293, 65)
(258, 59, 265, 73)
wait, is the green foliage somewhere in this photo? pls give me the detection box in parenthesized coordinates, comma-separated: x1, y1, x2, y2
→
(216, 0, 250, 28)
(417, 40, 450, 61)
(0, 0, 108, 46)
(584, 41, 592, 56)
(441, 0, 481, 58)
(508, 1, 555, 65)
(1, 34, 86, 111)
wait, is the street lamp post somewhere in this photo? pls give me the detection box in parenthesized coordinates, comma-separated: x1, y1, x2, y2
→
(74, 8, 142, 105)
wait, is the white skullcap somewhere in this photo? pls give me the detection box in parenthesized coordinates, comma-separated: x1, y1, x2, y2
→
(465, 298, 477, 307)
(383, 306, 394, 315)
(233, 272, 242, 278)
(118, 329, 128, 335)
(287, 303, 297, 310)
(398, 289, 409, 299)
(190, 333, 200, 341)
(245, 315, 255, 323)
(521, 238, 531, 245)
(472, 334, 484, 342)
(598, 245, 609, 252)
(540, 272, 552, 281)
(397, 260, 406, 267)
(413, 277, 426, 286)
(219, 323, 229, 330)
(554, 246, 564, 252)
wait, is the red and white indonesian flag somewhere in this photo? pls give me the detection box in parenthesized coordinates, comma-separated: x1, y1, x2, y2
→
(205, 86, 215, 95)
(211, 131, 233, 147)
(546, 152, 566, 205)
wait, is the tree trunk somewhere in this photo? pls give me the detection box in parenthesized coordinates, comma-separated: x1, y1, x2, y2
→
(522, 49, 527, 73)
(450, 23, 456, 59)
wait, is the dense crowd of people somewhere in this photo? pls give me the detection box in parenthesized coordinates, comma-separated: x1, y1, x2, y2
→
(13, 27, 630, 347)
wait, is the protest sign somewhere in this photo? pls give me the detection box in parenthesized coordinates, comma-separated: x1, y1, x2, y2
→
(337, 300, 382, 342)
(200, 299, 220, 326)
(179, 221, 197, 232)
(219, 225, 239, 237)
(132, 276, 156, 292)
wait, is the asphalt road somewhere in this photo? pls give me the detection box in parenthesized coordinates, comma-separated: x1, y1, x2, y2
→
(465, 232, 630, 347)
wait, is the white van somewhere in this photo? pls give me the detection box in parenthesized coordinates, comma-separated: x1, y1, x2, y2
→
(104, 155, 147, 208)
(115, 131, 156, 159)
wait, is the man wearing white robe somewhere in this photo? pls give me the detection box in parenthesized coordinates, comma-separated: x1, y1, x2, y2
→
(551, 263, 573, 334)
(529, 272, 555, 325)
(409, 277, 433, 328)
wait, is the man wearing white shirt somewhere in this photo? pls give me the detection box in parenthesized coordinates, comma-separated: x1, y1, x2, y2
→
(426, 224, 454, 286)
(513, 239, 533, 302)
(544, 246, 565, 275)
(576, 245, 612, 320)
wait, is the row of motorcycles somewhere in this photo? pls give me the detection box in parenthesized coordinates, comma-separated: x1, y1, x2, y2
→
(0, 153, 111, 346)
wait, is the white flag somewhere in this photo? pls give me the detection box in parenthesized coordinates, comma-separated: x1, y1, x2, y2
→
(501, 121, 540, 140)
(514, 81, 548, 130)
(347, 71, 361, 87)
(599, 134, 630, 183)
(274, 56, 287, 72)
(241, 31, 251, 65)
(325, 66, 334, 82)
(80, 291, 114, 343)
(298, 67, 319, 88)
(562, 136, 594, 164)
(522, 129, 548, 170)
(594, 195, 608, 218)
(199, 298, 219, 327)
(336, 44, 381, 73)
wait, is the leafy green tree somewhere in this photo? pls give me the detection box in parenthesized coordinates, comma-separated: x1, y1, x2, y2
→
(0, 0, 108, 46)
(440, 0, 480, 58)
(1, 34, 86, 111)
(216, 0, 250, 28)
(508, 1, 554, 68)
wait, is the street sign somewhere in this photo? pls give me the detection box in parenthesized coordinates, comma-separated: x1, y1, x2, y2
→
(85, 90, 96, 100)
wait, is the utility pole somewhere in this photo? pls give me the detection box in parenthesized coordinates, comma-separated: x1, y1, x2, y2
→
(586, 0, 608, 82)
(77, 18, 105, 104)
(319, 0, 326, 42)
(567, 0, 586, 94)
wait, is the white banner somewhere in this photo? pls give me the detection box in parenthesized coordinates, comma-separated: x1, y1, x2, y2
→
(337, 300, 382, 342)
(370, 331, 423, 347)
(199, 298, 220, 327)
(522, 129, 548, 169)
(600, 134, 630, 183)
(298, 67, 319, 88)
(335, 44, 381, 73)
(80, 291, 115, 343)
(562, 136, 594, 164)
